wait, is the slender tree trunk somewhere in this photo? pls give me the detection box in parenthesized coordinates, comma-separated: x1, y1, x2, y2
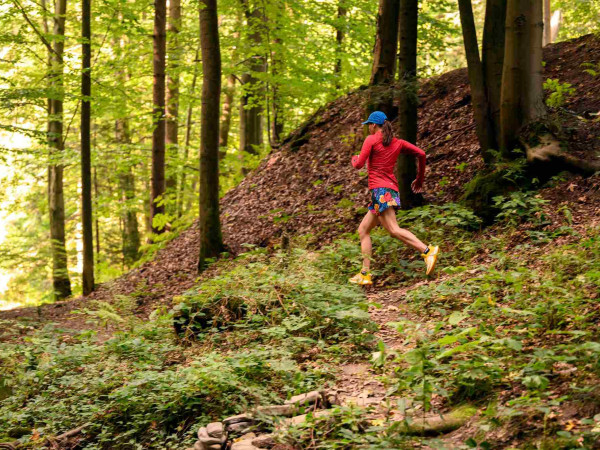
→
(395, 0, 421, 209)
(93, 166, 100, 257)
(458, 0, 495, 162)
(334, 0, 347, 92)
(198, 0, 223, 271)
(48, 0, 71, 300)
(219, 74, 235, 154)
(177, 45, 200, 217)
(165, 0, 181, 207)
(543, 0, 551, 45)
(482, 0, 506, 148)
(81, 0, 94, 294)
(500, 0, 546, 155)
(239, 5, 265, 157)
(270, 37, 284, 145)
(151, 0, 167, 233)
(116, 118, 140, 266)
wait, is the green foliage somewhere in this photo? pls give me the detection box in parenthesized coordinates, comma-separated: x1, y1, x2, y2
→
(397, 203, 482, 230)
(581, 62, 600, 78)
(173, 247, 375, 348)
(493, 192, 549, 226)
(543, 78, 576, 107)
(386, 228, 600, 442)
(280, 404, 410, 449)
(0, 244, 378, 448)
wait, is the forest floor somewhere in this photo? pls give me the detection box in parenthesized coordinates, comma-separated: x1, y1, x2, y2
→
(1, 34, 599, 449)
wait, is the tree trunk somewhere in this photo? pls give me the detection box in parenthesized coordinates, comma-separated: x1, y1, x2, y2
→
(543, 0, 551, 45)
(395, 0, 421, 209)
(48, 0, 72, 300)
(93, 167, 100, 257)
(219, 74, 235, 153)
(165, 0, 181, 206)
(500, 0, 546, 155)
(239, 5, 265, 157)
(370, 0, 399, 85)
(116, 118, 140, 267)
(81, 0, 94, 294)
(458, 0, 495, 162)
(334, 0, 347, 92)
(366, 0, 399, 122)
(151, 0, 167, 233)
(270, 38, 284, 146)
(198, 0, 223, 271)
(482, 0, 506, 151)
(177, 44, 200, 217)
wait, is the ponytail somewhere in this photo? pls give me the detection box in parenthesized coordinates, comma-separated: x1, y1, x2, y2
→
(381, 120, 394, 146)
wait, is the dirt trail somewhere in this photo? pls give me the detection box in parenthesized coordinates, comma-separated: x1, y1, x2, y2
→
(333, 281, 441, 418)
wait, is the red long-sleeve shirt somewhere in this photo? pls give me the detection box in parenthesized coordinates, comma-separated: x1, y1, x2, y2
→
(351, 132, 426, 191)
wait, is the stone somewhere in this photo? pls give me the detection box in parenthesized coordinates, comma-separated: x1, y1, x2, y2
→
(231, 438, 259, 450)
(252, 434, 276, 448)
(324, 390, 341, 406)
(206, 422, 224, 439)
(197, 427, 224, 446)
(227, 421, 255, 435)
(193, 441, 205, 450)
(254, 404, 296, 417)
(283, 409, 332, 427)
(284, 390, 321, 407)
(223, 413, 253, 426)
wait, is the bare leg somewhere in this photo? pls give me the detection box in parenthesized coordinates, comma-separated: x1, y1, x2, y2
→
(358, 212, 379, 270)
(378, 208, 427, 253)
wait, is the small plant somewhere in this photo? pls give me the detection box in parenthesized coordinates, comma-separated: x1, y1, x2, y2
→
(543, 78, 576, 107)
(493, 192, 549, 226)
(581, 62, 600, 78)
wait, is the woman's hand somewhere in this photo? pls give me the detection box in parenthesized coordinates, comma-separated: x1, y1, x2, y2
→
(411, 179, 423, 194)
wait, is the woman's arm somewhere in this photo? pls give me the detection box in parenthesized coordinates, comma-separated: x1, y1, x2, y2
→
(351, 135, 375, 169)
(399, 140, 426, 191)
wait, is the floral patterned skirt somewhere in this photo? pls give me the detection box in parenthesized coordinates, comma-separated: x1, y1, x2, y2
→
(368, 187, 401, 216)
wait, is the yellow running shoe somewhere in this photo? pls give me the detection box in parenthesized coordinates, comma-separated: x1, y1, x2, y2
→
(349, 270, 373, 285)
(422, 245, 439, 276)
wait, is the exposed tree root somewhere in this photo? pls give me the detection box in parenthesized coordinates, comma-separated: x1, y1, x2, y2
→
(523, 133, 600, 179)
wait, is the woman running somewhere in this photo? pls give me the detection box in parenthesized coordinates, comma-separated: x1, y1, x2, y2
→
(349, 111, 439, 285)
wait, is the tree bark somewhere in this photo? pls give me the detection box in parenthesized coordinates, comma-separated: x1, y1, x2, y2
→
(48, 0, 72, 300)
(270, 39, 284, 146)
(543, 0, 551, 45)
(81, 0, 94, 294)
(151, 0, 167, 233)
(165, 0, 181, 205)
(482, 0, 506, 152)
(178, 44, 200, 217)
(93, 167, 100, 257)
(334, 1, 347, 92)
(116, 118, 140, 267)
(500, 0, 546, 155)
(239, 4, 265, 157)
(458, 0, 495, 162)
(219, 74, 235, 152)
(198, 0, 223, 271)
(395, 0, 421, 209)
(370, 0, 399, 85)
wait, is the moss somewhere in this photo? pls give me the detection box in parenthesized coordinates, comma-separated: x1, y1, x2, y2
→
(401, 404, 477, 436)
(461, 168, 520, 223)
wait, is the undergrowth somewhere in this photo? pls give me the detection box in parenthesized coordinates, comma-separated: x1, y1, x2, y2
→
(1, 200, 599, 449)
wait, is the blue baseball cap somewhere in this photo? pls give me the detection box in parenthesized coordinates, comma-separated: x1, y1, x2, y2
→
(362, 111, 387, 125)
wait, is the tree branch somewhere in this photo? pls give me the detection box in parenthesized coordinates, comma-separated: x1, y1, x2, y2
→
(11, 0, 58, 58)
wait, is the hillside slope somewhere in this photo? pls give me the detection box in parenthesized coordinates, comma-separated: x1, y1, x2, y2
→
(1, 34, 598, 327)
